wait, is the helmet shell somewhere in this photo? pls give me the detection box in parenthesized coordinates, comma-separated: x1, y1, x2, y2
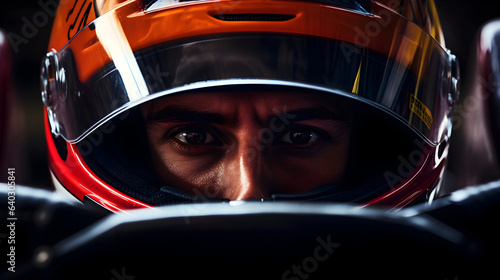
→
(43, 0, 459, 211)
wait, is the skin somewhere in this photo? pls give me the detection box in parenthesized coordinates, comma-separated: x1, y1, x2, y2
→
(142, 90, 351, 200)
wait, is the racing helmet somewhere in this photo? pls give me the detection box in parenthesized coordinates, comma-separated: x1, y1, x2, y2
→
(41, 0, 459, 212)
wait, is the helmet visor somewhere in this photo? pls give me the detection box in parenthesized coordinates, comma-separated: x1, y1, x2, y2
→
(41, 2, 453, 146)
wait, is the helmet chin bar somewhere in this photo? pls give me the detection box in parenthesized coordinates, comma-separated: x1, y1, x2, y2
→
(50, 170, 82, 204)
(158, 176, 390, 204)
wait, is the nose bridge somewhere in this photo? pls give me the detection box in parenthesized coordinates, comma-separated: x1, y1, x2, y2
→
(218, 103, 274, 200)
(232, 139, 268, 200)
(220, 122, 270, 200)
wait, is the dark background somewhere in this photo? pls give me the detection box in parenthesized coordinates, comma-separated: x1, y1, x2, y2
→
(0, 0, 499, 188)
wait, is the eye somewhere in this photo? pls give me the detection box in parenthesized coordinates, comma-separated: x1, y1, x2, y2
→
(174, 127, 221, 145)
(277, 128, 320, 145)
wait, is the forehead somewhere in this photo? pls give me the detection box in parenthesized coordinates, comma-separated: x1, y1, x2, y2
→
(146, 89, 345, 114)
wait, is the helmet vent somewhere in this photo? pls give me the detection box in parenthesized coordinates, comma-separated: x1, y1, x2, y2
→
(212, 14, 296, 22)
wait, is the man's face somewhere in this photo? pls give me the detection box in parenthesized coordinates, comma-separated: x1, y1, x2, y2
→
(142, 90, 351, 200)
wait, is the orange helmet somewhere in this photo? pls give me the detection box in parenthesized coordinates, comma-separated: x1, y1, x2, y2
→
(41, 0, 459, 212)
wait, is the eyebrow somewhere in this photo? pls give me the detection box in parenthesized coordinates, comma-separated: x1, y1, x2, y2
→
(146, 105, 348, 125)
(146, 105, 227, 125)
(271, 107, 348, 124)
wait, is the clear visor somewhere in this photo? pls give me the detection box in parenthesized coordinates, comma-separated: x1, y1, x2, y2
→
(41, 2, 453, 145)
